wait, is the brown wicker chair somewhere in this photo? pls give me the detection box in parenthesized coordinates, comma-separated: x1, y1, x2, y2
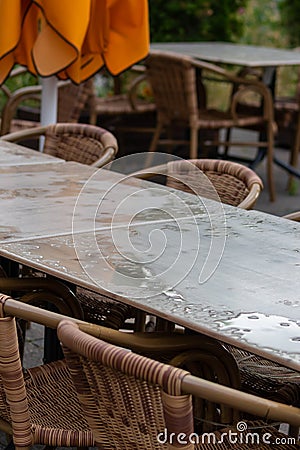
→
(58, 319, 300, 449)
(1, 122, 118, 167)
(135, 158, 263, 210)
(0, 71, 93, 136)
(227, 62, 300, 188)
(274, 52, 300, 177)
(88, 65, 156, 129)
(144, 50, 276, 201)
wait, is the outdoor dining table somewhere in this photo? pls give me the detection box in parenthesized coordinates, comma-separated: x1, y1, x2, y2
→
(151, 41, 300, 177)
(0, 139, 64, 166)
(150, 41, 300, 88)
(0, 141, 299, 372)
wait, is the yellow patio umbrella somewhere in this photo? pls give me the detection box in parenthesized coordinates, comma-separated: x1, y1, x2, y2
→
(0, 0, 149, 124)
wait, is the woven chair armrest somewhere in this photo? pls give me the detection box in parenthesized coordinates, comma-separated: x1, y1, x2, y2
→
(0, 85, 42, 135)
(238, 182, 262, 209)
(127, 73, 148, 110)
(0, 66, 32, 97)
(91, 147, 117, 168)
(0, 80, 70, 135)
(1, 125, 47, 142)
(190, 57, 274, 121)
(191, 57, 267, 89)
(283, 211, 300, 221)
(10, 66, 30, 78)
(130, 64, 146, 73)
(230, 83, 274, 122)
(129, 163, 168, 179)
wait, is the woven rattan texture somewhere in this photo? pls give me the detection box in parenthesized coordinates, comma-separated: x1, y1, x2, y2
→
(43, 123, 117, 165)
(165, 159, 263, 209)
(224, 345, 300, 407)
(59, 320, 191, 450)
(58, 320, 300, 450)
(76, 287, 134, 329)
(0, 315, 94, 448)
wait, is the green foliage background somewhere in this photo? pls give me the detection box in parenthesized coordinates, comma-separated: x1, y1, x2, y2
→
(149, 0, 247, 43)
(279, 0, 300, 47)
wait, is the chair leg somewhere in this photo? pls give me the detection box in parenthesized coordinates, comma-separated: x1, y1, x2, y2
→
(190, 126, 198, 159)
(149, 122, 163, 153)
(288, 111, 300, 189)
(146, 123, 164, 168)
(266, 123, 275, 202)
(223, 128, 232, 157)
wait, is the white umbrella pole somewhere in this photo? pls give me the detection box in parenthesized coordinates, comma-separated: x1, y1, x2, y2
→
(39, 76, 58, 151)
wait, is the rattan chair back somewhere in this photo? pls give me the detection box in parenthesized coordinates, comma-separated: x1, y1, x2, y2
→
(1, 123, 118, 168)
(165, 159, 263, 209)
(146, 52, 198, 125)
(133, 158, 263, 210)
(0, 308, 94, 449)
(59, 319, 192, 450)
(58, 319, 300, 450)
(0, 295, 298, 449)
(57, 80, 93, 123)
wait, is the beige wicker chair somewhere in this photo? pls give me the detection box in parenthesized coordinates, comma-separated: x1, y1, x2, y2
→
(0, 301, 94, 449)
(1, 122, 118, 167)
(0, 294, 299, 449)
(58, 319, 300, 449)
(0, 295, 299, 442)
(0, 71, 93, 136)
(135, 158, 263, 210)
(144, 50, 276, 201)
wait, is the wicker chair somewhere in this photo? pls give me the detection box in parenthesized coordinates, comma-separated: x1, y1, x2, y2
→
(1, 122, 118, 167)
(88, 65, 156, 131)
(227, 62, 300, 187)
(0, 301, 94, 449)
(273, 51, 300, 177)
(0, 294, 299, 448)
(58, 319, 300, 449)
(144, 50, 276, 201)
(136, 158, 263, 210)
(0, 70, 93, 136)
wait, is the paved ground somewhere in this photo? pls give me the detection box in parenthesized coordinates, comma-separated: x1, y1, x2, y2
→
(1, 132, 299, 447)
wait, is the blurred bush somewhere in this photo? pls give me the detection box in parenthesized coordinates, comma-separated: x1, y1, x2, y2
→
(279, 0, 300, 48)
(149, 0, 248, 43)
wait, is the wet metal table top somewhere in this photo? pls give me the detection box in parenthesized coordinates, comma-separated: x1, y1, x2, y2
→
(0, 140, 64, 166)
(0, 159, 299, 371)
(0, 161, 204, 242)
(151, 42, 300, 68)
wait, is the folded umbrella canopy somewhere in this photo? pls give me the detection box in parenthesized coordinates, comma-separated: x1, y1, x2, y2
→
(0, 0, 149, 125)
